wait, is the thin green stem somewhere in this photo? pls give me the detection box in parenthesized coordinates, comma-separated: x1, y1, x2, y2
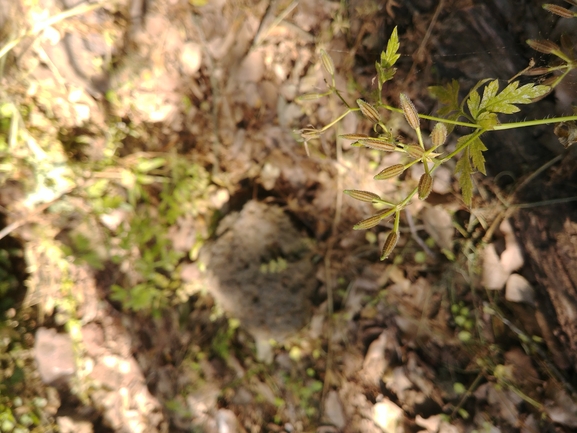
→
(437, 128, 487, 165)
(320, 108, 356, 132)
(493, 115, 577, 131)
(379, 104, 479, 128)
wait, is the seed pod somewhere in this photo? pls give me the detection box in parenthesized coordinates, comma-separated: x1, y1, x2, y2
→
(418, 172, 433, 200)
(431, 123, 448, 147)
(340, 133, 371, 141)
(405, 144, 425, 159)
(357, 99, 382, 123)
(299, 128, 321, 139)
(296, 92, 326, 101)
(320, 49, 335, 76)
(353, 208, 395, 230)
(374, 164, 405, 180)
(526, 39, 561, 54)
(380, 231, 399, 260)
(399, 93, 420, 130)
(343, 190, 381, 203)
(358, 138, 396, 152)
(542, 4, 575, 18)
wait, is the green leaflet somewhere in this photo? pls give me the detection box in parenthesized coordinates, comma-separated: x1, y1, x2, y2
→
(429, 79, 460, 117)
(376, 27, 400, 90)
(381, 26, 400, 69)
(467, 79, 550, 119)
(470, 136, 488, 175)
(455, 151, 474, 206)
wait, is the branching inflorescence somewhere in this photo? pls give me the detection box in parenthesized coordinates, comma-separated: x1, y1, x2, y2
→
(297, 17, 577, 261)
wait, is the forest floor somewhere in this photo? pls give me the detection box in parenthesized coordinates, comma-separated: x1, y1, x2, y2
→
(0, 0, 577, 432)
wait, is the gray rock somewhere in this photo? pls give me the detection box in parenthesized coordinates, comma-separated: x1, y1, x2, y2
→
(34, 328, 76, 386)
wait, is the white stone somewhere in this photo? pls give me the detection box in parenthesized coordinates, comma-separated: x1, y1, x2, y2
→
(505, 274, 535, 306)
(373, 399, 404, 433)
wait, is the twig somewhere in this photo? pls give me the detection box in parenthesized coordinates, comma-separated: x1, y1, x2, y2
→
(405, 207, 435, 257)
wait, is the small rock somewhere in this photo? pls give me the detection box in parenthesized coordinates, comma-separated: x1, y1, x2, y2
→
(323, 390, 346, 429)
(505, 274, 535, 306)
(57, 416, 93, 433)
(481, 243, 509, 290)
(216, 409, 238, 433)
(373, 399, 404, 433)
(181, 42, 203, 75)
(415, 414, 441, 432)
(34, 328, 76, 385)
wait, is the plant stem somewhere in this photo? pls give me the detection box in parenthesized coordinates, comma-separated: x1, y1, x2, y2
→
(493, 115, 577, 130)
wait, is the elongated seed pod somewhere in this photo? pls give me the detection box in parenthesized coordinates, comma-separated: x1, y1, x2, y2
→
(357, 99, 382, 123)
(343, 190, 381, 202)
(418, 172, 433, 200)
(297, 93, 326, 101)
(381, 231, 399, 260)
(405, 144, 425, 159)
(353, 208, 395, 230)
(399, 93, 420, 130)
(320, 49, 335, 76)
(431, 123, 448, 147)
(543, 4, 575, 18)
(340, 133, 371, 141)
(526, 39, 561, 54)
(358, 138, 396, 152)
(374, 164, 405, 180)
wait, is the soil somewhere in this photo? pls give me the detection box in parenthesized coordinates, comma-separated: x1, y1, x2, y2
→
(1, 0, 576, 432)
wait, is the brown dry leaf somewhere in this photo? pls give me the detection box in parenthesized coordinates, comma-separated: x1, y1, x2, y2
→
(422, 206, 454, 251)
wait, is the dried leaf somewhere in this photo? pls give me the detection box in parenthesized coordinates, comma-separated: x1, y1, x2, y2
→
(374, 164, 405, 180)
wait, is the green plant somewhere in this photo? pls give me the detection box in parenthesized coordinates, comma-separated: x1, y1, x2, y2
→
(298, 24, 577, 260)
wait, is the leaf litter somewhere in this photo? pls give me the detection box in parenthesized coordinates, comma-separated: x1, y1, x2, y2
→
(0, 0, 576, 432)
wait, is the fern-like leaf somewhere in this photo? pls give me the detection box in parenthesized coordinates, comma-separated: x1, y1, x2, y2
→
(478, 80, 550, 115)
(376, 26, 400, 90)
(455, 150, 474, 206)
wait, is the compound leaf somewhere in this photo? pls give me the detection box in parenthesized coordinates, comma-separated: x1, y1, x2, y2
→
(467, 89, 481, 119)
(429, 79, 460, 117)
(470, 137, 488, 175)
(381, 26, 400, 69)
(376, 26, 400, 89)
(455, 151, 474, 206)
(479, 80, 550, 115)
